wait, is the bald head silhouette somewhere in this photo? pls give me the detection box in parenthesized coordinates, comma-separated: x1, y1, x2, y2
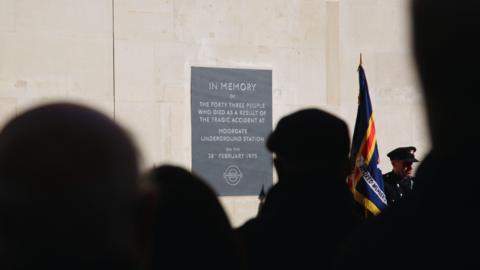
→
(0, 103, 139, 269)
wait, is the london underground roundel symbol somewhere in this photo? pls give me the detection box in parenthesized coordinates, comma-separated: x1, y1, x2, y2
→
(223, 165, 243, 186)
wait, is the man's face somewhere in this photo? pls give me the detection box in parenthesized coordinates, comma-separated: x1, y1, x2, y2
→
(392, 160, 413, 178)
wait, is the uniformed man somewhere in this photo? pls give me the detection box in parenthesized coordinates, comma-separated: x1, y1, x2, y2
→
(383, 146, 419, 205)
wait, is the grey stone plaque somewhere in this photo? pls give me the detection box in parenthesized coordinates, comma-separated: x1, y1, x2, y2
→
(191, 67, 272, 196)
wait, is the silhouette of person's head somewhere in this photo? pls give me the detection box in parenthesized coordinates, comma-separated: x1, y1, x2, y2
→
(0, 103, 139, 269)
(238, 109, 355, 270)
(266, 108, 350, 181)
(412, 0, 480, 153)
(147, 165, 245, 270)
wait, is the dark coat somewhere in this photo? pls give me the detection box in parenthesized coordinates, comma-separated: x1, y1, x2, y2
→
(383, 171, 415, 205)
(236, 174, 359, 270)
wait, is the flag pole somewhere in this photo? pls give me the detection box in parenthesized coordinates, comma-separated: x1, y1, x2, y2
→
(358, 53, 363, 72)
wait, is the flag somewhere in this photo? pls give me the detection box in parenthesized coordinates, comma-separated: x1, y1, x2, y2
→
(348, 64, 387, 216)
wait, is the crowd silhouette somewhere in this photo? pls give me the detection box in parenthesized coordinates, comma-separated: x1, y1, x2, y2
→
(0, 0, 473, 269)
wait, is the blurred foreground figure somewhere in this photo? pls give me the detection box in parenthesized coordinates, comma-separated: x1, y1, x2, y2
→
(335, 0, 480, 268)
(147, 165, 246, 270)
(237, 108, 358, 270)
(0, 103, 139, 270)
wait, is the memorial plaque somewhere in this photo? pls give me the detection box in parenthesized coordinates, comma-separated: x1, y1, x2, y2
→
(191, 67, 272, 196)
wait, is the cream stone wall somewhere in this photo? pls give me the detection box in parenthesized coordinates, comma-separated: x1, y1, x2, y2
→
(0, 0, 114, 122)
(0, 0, 429, 227)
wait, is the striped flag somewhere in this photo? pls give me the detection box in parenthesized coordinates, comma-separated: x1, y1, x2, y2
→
(348, 64, 387, 216)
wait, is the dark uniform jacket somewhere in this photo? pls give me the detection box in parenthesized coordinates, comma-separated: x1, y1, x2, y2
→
(382, 171, 414, 205)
